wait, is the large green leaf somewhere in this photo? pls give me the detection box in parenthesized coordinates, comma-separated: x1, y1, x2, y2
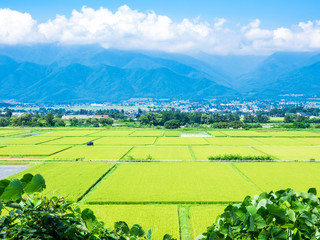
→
(0, 179, 23, 201)
(266, 204, 286, 220)
(114, 221, 129, 234)
(130, 224, 145, 237)
(252, 213, 267, 229)
(24, 174, 46, 194)
(20, 173, 33, 188)
(0, 179, 10, 196)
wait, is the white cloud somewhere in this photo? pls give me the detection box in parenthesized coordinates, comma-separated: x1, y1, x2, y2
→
(0, 9, 39, 44)
(1, 6, 320, 55)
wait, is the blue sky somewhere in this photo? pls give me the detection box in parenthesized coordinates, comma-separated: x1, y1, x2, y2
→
(0, 1, 320, 55)
(1, 0, 319, 28)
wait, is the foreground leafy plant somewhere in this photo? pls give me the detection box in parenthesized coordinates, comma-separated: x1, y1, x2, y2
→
(198, 188, 320, 240)
(0, 174, 176, 240)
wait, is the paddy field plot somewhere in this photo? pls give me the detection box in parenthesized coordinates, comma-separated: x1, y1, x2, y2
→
(82, 205, 179, 240)
(1, 136, 60, 145)
(234, 162, 320, 193)
(9, 162, 115, 201)
(205, 137, 262, 146)
(207, 131, 228, 137)
(180, 132, 211, 137)
(255, 146, 320, 160)
(190, 205, 227, 239)
(296, 138, 320, 145)
(39, 130, 99, 137)
(252, 137, 307, 145)
(49, 146, 131, 160)
(130, 130, 164, 137)
(85, 162, 258, 203)
(221, 131, 267, 137)
(0, 130, 29, 136)
(93, 137, 156, 145)
(155, 137, 209, 145)
(263, 131, 320, 137)
(164, 131, 180, 137)
(87, 130, 134, 137)
(125, 146, 193, 160)
(41, 137, 99, 145)
(0, 145, 70, 157)
(192, 146, 266, 160)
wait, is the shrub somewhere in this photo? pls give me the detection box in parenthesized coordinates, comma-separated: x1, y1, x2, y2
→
(198, 188, 320, 240)
(208, 154, 273, 160)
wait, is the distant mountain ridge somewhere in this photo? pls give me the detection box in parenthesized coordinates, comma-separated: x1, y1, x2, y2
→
(0, 45, 319, 103)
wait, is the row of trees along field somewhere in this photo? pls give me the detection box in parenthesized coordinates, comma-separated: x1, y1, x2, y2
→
(1, 108, 320, 128)
(138, 112, 269, 129)
(0, 112, 114, 127)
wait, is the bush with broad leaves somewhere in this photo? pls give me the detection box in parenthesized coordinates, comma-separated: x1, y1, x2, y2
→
(198, 188, 320, 240)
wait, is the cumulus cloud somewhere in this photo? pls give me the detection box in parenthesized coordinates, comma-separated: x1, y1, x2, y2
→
(1, 6, 320, 55)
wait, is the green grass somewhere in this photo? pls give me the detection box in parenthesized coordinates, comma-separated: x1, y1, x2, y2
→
(192, 146, 266, 160)
(49, 146, 131, 160)
(93, 137, 156, 145)
(39, 130, 100, 137)
(164, 131, 180, 137)
(130, 130, 164, 137)
(126, 146, 193, 160)
(9, 162, 115, 201)
(189, 205, 227, 239)
(86, 162, 259, 203)
(234, 162, 320, 193)
(0, 145, 70, 156)
(155, 137, 209, 145)
(87, 130, 134, 136)
(1, 136, 60, 145)
(82, 205, 179, 240)
(41, 137, 99, 145)
(255, 146, 320, 160)
(205, 137, 262, 146)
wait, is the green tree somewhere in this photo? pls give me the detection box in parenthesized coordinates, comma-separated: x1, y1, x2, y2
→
(164, 119, 180, 129)
(45, 113, 55, 126)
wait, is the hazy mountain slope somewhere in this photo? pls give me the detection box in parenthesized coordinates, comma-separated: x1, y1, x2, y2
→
(234, 52, 320, 95)
(0, 59, 236, 103)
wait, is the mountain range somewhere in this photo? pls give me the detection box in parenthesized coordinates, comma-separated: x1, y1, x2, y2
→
(0, 44, 319, 103)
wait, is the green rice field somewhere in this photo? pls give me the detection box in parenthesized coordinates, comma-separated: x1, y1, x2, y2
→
(0, 145, 70, 156)
(126, 146, 193, 160)
(85, 162, 259, 203)
(9, 162, 115, 201)
(2, 128, 320, 239)
(82, 205, 180, 240)
(94, 137, 156, 145)
(49, 146, 131, 160)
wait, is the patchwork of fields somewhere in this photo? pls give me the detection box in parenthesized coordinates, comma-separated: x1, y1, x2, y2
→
(1, 128, 320, 239)
(0, 128, 320, 160)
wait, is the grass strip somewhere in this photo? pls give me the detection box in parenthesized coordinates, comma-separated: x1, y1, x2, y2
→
(229, 163, 263, 192)
(188, 146, 196, 161)
(78, 163, 119, 203)
(178, 206, 192, 240)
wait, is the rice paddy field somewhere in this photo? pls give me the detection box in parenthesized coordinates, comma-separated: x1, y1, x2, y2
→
(2, 127, 320, 239)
